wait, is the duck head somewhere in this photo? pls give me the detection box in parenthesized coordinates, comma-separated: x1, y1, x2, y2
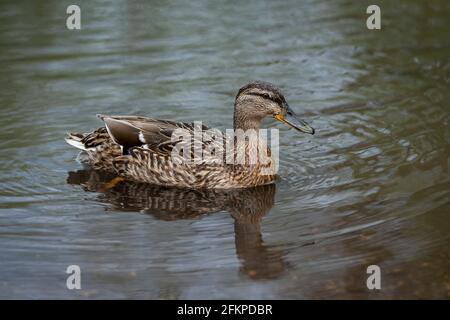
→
(234, 81, 315, 134)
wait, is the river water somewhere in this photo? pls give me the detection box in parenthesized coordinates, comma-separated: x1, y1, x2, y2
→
(0, 0, 449, 299)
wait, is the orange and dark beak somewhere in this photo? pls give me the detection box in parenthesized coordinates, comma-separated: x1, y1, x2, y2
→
(274, 105, 315, 135)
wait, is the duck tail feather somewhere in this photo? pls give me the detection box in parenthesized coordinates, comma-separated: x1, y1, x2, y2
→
(65, 132, 87, 150)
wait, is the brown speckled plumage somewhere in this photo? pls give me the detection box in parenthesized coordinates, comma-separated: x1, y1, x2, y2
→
(67, 127, 122, 170)
(65, 81, 314, 189)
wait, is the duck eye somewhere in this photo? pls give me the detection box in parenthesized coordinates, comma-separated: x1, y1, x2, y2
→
(265, 94, 281, 104)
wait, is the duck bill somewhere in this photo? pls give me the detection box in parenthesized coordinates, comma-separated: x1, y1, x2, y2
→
(275, 108, 315, 135)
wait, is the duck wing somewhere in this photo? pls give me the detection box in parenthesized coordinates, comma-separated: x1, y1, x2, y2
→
(97, 114, 220, 158)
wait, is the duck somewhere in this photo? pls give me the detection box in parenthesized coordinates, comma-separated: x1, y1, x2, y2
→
(65, 81, 315, 189)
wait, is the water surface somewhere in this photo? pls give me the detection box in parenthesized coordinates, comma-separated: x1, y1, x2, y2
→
(0, 0, 449, 299)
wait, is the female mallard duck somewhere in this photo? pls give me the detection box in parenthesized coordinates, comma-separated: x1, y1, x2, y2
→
(65, 81, 314, 189)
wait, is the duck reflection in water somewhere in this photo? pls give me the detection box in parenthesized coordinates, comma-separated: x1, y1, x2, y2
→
(67, 169, 288, 280)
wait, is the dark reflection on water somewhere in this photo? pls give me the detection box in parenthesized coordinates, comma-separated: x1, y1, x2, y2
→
(67, 170, 287, 280)
(0, 0, 449, 299)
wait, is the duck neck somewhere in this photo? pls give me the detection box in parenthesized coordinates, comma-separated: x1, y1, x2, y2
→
(233, 103, 262, 131)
